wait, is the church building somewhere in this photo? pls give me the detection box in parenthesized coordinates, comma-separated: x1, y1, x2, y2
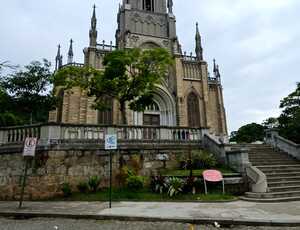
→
(49, 0, 228, 136)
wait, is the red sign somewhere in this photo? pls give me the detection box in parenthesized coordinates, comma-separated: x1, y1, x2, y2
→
(203, 170, 223, 182)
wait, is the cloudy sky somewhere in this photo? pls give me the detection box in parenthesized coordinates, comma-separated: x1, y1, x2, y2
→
(0, 0, 299, 132)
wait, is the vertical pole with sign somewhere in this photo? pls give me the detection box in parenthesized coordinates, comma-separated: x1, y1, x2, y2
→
(105, 134, 117, 209)
(19, 137, 37, 209)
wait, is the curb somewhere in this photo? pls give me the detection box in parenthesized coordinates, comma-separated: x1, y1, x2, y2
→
(0, 212, 300, 227)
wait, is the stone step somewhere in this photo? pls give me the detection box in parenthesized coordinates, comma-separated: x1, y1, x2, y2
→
(269, 185, 300, 193)
(267, 176, 300, 183)
(245, 190, 300, 199)
(258, 168, 300, 174)
(257, 164, 300, 169)
(240, 196, 300, 202)
(268, 181, 300, 188)
(265, 172, 300, 178)
(252, 161, 300, 166)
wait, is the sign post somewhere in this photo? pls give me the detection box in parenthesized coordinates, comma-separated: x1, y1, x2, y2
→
(19, 137, 37, 209)
(105, 134, 117, 209)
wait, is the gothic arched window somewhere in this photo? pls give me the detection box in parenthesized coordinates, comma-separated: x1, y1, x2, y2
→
(143, 0, 154, 12)
(187, 92, 201, 128)
(98, 97, 113, 125)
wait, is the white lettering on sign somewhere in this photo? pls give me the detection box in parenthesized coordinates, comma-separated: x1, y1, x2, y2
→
(105, 134, 117, 150)
(23, 137, 37, 157)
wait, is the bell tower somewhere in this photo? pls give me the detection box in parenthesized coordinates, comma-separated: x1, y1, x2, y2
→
(116, 0, 179, 53)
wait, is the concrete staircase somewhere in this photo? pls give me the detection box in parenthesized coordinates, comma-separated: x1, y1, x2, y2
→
(242, 144, 300, 202)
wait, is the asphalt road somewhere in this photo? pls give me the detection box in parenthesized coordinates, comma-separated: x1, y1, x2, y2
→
(0, 218, 299, 230)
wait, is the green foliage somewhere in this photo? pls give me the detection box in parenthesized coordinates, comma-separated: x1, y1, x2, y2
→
(150, 176, 167, 194)
(230, 123, 265, 143)
(88, 176, 101, 193)
(0, 59, 56, 126)
(126, 175, 144, 191)
(166, 177, 184, 197)
(115, 166, 135, 187)
(77, 182, 89, 194)
(54, 48, 173, 124)
(61, 183, 72, 197)
(192, 150, 217, 169)
(278, 82, 300, 143)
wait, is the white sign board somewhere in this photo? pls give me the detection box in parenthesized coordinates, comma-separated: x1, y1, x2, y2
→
(23, 137, 38, 157)
(105, 134, 117, 150)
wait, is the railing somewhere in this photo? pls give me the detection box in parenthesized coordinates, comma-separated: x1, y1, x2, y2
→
(60, 124, 202, 142)
(0, 123, 204, 147)
(182, 53, 199, 62)
(203, 133, 251, 174)
(96, 41, 117, 52)
(60, 62, 84, 69)
(246, 166, 268, 193)
(0, 124, 41, 144)
(266, 129, 300, 160)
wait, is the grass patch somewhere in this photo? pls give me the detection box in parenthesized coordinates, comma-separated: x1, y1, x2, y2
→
(160, 167, 235, 177)
(57, 188, 235, 202)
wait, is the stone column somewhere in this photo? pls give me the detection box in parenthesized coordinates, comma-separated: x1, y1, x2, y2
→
(39, 124, 62, 146)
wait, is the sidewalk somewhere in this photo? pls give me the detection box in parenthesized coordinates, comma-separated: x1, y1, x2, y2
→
(0, 200, 300, 226)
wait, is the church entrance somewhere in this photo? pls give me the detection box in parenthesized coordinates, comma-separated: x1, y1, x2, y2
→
(143, 114, 160, 126)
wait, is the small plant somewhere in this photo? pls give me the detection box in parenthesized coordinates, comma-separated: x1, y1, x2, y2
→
(61, 182, 72, 197)
(126, 175, 144, 191)
(88, 176, 101, 192)
(77, 181, 89, 194)
(166, 177, 184, 197)
(192, 150, 217, 169)
(116, 166, 135, 187)
(183, 176, 196, 194)
(150, 175, 167, 194)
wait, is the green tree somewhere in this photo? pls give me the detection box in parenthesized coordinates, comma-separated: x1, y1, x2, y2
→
(54, 48, 173, 124)
(230, 123, 265, 143)
(262, 117, 279, 129)
(278, 82, 300, 143)
(1, 59, 56, 125)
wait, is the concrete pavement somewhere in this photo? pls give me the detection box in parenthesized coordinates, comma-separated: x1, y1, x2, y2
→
(0, 201, 300, 226)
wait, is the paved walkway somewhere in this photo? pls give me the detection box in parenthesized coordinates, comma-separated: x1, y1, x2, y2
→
(0, 201, 300, 226)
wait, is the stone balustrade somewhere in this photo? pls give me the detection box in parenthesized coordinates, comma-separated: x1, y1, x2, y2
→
(265, 129, 300, 160)
(0, 123, 204, 150)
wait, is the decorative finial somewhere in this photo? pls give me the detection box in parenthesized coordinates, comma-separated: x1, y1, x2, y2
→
(55, 44, 63, 70)
(68, 39, 74, 64)
(89, 4, 98, 47)
(168, 0, 173, 14)
(195, 22, 203, 60)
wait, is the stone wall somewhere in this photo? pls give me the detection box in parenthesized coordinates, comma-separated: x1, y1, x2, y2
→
(0, 149, 186, 200)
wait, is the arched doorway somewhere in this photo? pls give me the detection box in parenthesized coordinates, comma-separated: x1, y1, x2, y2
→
(132, 86, 176, 127)
(187, 92, 201, 128)
(143, 101, 160, 126)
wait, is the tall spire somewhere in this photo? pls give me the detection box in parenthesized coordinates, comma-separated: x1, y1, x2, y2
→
(67, 39, 74, 64)
(89, 4, 98, 47)
(195, 22, 203, 60)
(55, 44, 63, 70)
(213, 59, 221, 80)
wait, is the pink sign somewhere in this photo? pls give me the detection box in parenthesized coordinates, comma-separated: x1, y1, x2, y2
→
(203, 170, 223, 182)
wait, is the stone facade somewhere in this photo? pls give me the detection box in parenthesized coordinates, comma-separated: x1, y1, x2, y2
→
(49, 0, 228, 136)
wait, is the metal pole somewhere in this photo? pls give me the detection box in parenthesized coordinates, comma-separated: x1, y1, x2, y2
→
(109, 151, 112, 208)
(19, 158, 30, 209)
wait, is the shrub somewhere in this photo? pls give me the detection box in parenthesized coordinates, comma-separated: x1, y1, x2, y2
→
(166, 177, 184, 197)
(61, 183, 72, 197)
(77, 181, 89, 194)
(150, 175, 167, 194)
(192, 150, 217, 169)
(116, 166, 135, 187)
(126, 175, 144, 191)
(183, 176, 196, 194)
(88, 176, 101, 192)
